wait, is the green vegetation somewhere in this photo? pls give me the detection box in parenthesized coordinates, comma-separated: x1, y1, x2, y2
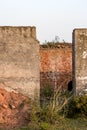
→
(64, 95, 87, 118)
(18, 118, 87, 130)
(40, 84, 54, 99)
(18, 87, 87, 130)
(41, 41, 71, 48)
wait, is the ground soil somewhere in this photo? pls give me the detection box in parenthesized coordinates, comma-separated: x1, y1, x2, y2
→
(0, 88, 31, 130)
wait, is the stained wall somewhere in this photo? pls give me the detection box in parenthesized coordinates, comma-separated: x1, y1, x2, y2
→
(0, 26, 40, 100)
(40, 43, 72, 90)
(73, 29, 87, 95)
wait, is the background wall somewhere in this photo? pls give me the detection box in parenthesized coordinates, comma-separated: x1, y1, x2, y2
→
(40, 43, 72, 91)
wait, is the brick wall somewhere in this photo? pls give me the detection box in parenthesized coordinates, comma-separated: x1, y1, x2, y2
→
(40, 43, 72, 90)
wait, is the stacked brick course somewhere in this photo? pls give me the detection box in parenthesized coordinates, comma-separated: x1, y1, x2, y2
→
(40, 43, 72, 90)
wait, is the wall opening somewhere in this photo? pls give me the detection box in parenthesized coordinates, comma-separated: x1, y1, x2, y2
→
(68, 81, 73, 91)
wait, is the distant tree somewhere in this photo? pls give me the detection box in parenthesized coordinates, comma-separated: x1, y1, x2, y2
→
(62, 39, 65, 43)
(45, 40, 47, 44)
(54, 36, 60, 43)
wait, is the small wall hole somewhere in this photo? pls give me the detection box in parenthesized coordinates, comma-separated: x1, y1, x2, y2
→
(68, 81, 73, 91)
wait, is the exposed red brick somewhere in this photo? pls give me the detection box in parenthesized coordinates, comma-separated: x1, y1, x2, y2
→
(40, 44, 72, 90)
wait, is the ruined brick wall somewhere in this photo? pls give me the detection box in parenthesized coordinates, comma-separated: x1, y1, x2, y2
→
(0, 26, 40, 100)
(40, 43, 72, 90)
(73, 29, 87, 95)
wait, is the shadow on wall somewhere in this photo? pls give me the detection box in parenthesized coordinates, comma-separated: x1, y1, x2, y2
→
(40, 71, 72, 91)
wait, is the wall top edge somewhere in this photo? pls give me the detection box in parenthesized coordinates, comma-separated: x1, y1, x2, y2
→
(0, 26, 36, 28)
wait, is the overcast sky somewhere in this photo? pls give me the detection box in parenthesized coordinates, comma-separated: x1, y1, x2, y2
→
(0, 0, 87, 43)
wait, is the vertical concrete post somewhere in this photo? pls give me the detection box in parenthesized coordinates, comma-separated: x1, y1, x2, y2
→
(73, 29, 87, 95)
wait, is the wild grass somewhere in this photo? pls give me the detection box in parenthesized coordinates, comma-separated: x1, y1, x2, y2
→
(17, 84, 87, 130)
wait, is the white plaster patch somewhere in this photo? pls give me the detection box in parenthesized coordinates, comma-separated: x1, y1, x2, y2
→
(78, 76, 87, 80)
(82, 51, 87, 59)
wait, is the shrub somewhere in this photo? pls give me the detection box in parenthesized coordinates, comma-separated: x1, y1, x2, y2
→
(40, 122, 50, 130)
(64, 95, 87, 118)
(40, 84, 54, 99)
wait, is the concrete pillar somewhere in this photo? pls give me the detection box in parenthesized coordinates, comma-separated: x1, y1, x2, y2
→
(73, 29, 87, 95)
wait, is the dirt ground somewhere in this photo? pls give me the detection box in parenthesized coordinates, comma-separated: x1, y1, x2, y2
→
(0, 88, 31, 130)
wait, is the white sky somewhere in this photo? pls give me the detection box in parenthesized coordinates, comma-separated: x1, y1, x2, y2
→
(0, 0, 87, 43)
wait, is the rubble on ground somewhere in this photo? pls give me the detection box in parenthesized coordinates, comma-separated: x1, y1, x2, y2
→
(0, 88, 31, 130)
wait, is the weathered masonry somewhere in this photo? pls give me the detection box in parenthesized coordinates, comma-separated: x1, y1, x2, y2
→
(0, 26, 40, 100)
(73, 29, 87, 95)
(1, 27, 87, 101)
(40, 43, 72, 91)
